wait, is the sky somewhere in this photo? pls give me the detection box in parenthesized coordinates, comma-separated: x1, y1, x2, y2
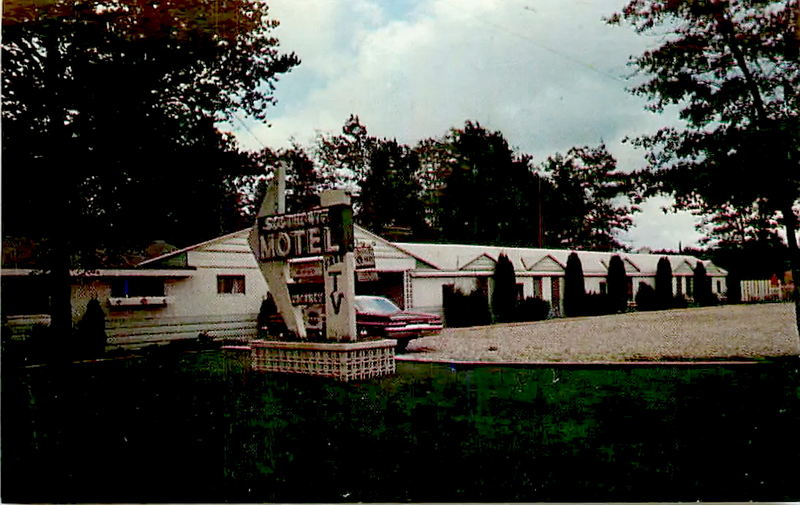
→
(232, 0, 705, 251)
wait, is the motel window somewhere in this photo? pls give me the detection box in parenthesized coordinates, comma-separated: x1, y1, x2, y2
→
(111, 277, 165, 298)
(217, 275, 246, 294)
(676, 277, 683, 296)
(516, 284, 524, 301)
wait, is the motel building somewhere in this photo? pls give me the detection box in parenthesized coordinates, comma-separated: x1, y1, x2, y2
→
(2, 225, 727, 348)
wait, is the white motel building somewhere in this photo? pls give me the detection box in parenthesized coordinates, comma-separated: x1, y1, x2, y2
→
(2, 225, 727, 348)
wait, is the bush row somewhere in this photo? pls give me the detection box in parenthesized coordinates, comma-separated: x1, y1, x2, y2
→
(444, 287, 551, 328)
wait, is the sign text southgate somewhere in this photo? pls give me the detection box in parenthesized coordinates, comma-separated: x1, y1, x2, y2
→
(256, 206, 351, 261)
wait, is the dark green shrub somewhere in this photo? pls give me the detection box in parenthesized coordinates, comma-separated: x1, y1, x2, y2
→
(77, 298, 107, 356)
(581, 292, 615, 316)
(672, 295, 689, 309)
(635, 282, 657, 311)
(513, 297, 551, 322)
(257, 295, 289, 338)
(655, 257, 673, 309)
(606, 255, 628, 313)
(491, 253, 517, 323)
(693, 262, 715, 306)
(564, 252, 586, 317)
(725, 271, 741, 303)
(444, 287, 491, 328)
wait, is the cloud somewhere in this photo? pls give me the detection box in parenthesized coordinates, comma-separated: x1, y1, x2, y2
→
(237, 0, 701, 249)
(621, 196, 704, 251)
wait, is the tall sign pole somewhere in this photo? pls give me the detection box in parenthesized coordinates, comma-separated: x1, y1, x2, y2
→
(320, 190, 357, 342)
(248, 163, 307, 339)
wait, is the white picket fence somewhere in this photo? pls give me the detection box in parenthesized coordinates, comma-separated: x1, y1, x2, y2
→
(740, 280, 784, 302)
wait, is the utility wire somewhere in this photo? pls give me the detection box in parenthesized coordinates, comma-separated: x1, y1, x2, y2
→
(459, 6, 628, 85)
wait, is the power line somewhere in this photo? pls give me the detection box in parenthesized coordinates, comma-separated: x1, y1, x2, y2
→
(231, 113, 272, 151)
(459, 6, 628, 85)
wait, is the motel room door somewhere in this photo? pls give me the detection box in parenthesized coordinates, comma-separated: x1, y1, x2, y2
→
(550, 277, 562, 317)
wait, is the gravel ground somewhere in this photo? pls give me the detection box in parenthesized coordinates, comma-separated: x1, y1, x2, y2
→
(402, 302, 800, 362)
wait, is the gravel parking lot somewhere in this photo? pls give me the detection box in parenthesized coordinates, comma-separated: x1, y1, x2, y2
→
(402, 302, 800, 363)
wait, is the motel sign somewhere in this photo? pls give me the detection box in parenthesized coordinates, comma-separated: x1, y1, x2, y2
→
(254, 206, 353, 261)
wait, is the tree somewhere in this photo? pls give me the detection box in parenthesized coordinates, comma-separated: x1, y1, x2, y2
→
(655, 257, 673, 309)
(282, 144, 323, 213)
(491, 253, 517, 323)
(698, 200, 783, 248)
(607, 254, 629, 312)
(418, 121, 543, 246)
(314, 116, 428, 237)
(693, 261, 715, 306)
(2, 0, 300, 333)
(609, 0, 800, 332)
(539, 144, 637, 251)
(358, 139, 427, 237)
(564, 252, 587, 317)
(315, 114, 374, 196)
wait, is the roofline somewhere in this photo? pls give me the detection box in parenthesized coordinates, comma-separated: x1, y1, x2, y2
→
(137, 228, 250, 267)
(1, 268, 194, 277)
(354, 230, 440, 270)
(137, 224, 443, 271)
(523, 253, 566, 271)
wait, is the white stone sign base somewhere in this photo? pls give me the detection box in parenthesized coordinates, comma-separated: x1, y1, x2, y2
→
(250, 339, 396, 382)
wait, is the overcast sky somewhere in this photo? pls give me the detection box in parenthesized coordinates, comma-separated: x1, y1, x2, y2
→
(232, 0, 704, 251)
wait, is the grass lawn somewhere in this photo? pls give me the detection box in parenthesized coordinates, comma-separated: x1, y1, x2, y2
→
(2, 348, 799, 502)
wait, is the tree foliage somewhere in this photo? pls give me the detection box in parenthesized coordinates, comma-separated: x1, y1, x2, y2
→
(314, 114, 374, 196)
(2, 0, 299, 330)
(609, 0, 800, 328)
(564, 252, 587, 317)
(2, 0, 299, 251)
(693, 261, 715, 306)
(539, 144, 637, 251)
(698, 200, 783, 248)
(418, 121, 545, 246)
(491, 253, 517, 323)
(359, 139, 427, 237)
(655, 256, 674, 309)
(607, 254, 629, 312)
(313, 116, 427, 237)
(282, 144, 323, 213)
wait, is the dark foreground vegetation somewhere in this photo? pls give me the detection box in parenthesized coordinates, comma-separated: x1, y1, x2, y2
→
(2, 348, 798, 503)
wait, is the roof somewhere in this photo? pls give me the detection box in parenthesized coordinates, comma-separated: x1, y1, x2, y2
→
(137, 224, 438, 270)
(134, 224, 726, 277)
(392, 242, 727, 276)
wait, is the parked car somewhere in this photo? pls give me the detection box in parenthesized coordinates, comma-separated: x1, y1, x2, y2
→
(354, 295, 443, 352)
(260, 294, 443, 352)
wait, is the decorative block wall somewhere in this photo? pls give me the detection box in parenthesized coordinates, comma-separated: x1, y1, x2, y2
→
(250, 339, 396, 382)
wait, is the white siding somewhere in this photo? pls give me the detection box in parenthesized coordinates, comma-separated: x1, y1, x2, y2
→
(584, 276, 605, 294)
(409, 277, 450, 315)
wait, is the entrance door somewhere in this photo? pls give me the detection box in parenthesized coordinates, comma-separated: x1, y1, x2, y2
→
(550, 277, 561, 317)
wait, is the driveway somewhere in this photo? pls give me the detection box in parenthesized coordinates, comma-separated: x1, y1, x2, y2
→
(402, 302, 800, 363)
